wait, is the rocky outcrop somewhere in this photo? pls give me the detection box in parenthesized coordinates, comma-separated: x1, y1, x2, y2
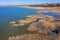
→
(10, 13, 57, 27)
(9, 12, 60, 40)
(9, 25, 57, 40)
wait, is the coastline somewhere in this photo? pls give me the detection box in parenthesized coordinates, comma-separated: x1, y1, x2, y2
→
(9, 6, 60, 27)
(9, 6, 60, 40)
(19, 6, 60, 14)
(9, 9, 60, 40)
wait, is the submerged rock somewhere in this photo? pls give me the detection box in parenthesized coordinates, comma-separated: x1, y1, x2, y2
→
(10, 21, 16, 25)
(9, 36, 15, 40)
(8, 29, 57, 40)
(10, 21, 19, 26)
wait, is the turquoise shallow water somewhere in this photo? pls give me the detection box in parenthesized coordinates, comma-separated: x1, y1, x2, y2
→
(0, 7, 38, 40)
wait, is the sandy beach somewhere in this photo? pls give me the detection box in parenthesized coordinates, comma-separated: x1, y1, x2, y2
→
(20, 6, 60, 14)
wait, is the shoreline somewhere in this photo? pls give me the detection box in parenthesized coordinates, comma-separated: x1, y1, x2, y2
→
(19, 6, 60, 14)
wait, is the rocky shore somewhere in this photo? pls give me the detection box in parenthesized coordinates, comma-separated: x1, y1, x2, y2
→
(10, 11, 60, 27)
(9, 11, 60, 40)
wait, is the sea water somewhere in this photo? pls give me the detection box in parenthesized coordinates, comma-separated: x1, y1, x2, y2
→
(0, 7, 38, 40)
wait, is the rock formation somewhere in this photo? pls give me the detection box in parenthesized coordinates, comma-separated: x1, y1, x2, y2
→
(9, 12, 60, 40)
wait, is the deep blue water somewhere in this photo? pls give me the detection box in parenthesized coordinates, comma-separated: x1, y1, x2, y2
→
(0, 7, 60, 40)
